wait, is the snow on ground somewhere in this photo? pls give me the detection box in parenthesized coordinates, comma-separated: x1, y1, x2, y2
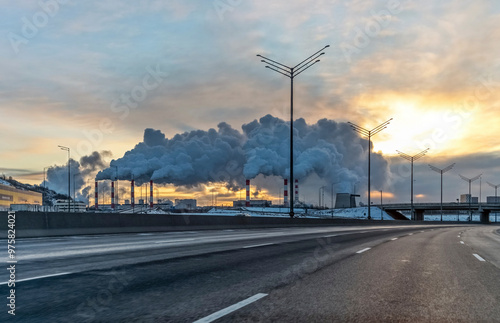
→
(424, 214, 500, 222)
(313, 207, 394, 220)
(0, 179, 12, 187)
(207, 206, 393, 220)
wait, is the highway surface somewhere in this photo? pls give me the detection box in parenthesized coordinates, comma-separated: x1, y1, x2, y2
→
(2, 224, 500, 322)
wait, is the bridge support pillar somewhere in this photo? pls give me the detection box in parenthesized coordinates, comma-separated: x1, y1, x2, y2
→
(415, 209, 425, 221)
(480, 209, 490, 223)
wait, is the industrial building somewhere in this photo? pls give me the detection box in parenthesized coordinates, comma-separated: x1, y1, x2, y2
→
(0, 183, 42, 210)
(175, 199, 197, 209)
(334, 193, 360, 208)
(233, 200, 272, 207)
(460, 194, 478, 203)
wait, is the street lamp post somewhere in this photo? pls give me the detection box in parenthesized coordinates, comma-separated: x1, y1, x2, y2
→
(348, 119, 392, 221)
(397, 148, 429, 221)
(459, 174, 482, 221)
(58, 145, 70, 213)
(380, 190, 383, 220)
(73, 172, 80, 212)
(114, 166, 118, 208)
(487, 181, 500, 223)
(429, 163, 455, 221)
(319, 186, 325, 209)
(257, 45, 330, 218)
(43, 167, 48, 212)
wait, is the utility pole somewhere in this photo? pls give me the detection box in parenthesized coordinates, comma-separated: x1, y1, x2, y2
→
(429, 163, 455, 221)
(257, 45, 329, 218)
(397, 149, 429, 220)
(348, 119, 392, 221)
(459, 174, 482, 221)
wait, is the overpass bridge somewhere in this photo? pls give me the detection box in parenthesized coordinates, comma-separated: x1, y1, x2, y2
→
(378, 202, 500, 222)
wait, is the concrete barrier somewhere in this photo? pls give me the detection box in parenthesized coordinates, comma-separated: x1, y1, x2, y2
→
(0, 211, 489, 238)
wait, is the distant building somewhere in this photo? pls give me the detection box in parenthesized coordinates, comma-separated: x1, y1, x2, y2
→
(487, 196, 500, 204)
(0, 183, 42, 209)
(460, 194, 478, 203)
(233, 200, 272, 207)
(335, 193, 359, 208)
(53, 200, 86, 212)
(175, 199, 197, 209)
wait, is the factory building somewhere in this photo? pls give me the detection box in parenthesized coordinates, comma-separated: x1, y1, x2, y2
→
(334, 193, 360, 208)
(0, 183, 42, 209)
(175, 199, 197, 210)
(233, 200, 272, 207)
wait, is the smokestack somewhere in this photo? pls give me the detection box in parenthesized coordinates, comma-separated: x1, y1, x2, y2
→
(284, 179, 288, 207)
(111, 181, 115, 211)
(150, 180, 153, 209)
(131, 180, 135, 209)
(95, 181, 98, 210)
(295, 179, 299, 202)
(246, 179, 250, 207)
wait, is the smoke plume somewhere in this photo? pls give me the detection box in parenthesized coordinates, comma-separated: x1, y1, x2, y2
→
(96, 115, 391, 194)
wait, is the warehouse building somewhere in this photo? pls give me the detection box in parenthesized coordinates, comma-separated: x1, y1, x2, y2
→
(0, 183, 42, 210)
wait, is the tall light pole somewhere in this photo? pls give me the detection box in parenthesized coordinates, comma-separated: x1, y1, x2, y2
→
(397, 148, 429, 220)
(43, 167, 48, 212)
(257, 45, 329, 218)
(73, 172, 80, 212)
(348, 118, 392, 220)
(380, 190, 383, 220)
(114, 166, 118, 207)
(487, 181, 500, 223)
(58, 145, 70, 213)
(459, 174, 481, 221)
(487, 181, 500, 202)
(429, 163, 455, 221)
(319, 186, 325, 208)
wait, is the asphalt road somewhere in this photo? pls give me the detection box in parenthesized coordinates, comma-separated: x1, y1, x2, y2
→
(2, 224, 500, 322)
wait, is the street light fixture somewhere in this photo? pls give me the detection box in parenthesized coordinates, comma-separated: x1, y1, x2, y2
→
(487, 181, 500, 223)
(319, 186, 325, 209)
(73, 172, 80, 213)
(459, 173, 482, 221)
(348, 118, 392, 220)
(397, 148, 429, 220)
(429, 163, 455, 221)
(58, 145, 70, 213)
(43, 166, 48, 212)
(257, 45, 330, 218)
(114, 166, 118, 207)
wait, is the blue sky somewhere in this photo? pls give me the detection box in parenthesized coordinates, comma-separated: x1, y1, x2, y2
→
(2, 0, 500, 205)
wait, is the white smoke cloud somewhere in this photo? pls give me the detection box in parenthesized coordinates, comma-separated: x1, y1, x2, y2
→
(44, 151, 111, 200)
(96, 115, 392, 194)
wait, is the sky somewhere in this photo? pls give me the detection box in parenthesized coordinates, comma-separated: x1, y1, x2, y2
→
(1, 0, 500, 206)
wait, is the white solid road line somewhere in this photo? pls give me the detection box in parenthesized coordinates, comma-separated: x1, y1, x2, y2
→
(155, 238, 196, 244)
(391, 238, 398, 241)
(0, 272, 72, 285)
(356, 248, 371, 254)
(323, 234, 338, 238)
(243, 243, 274, 249)
(193, 293, 268, 323)
(473, 254, 486, 262)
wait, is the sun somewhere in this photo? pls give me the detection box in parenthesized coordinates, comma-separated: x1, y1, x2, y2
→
(371, 101, 465, 156)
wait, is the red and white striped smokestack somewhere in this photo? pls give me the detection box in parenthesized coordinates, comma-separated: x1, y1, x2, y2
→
(295, 179, 299, 202)
(111, 181, 115, 210)
(150, 180, 153, 209)
(284, 179, 288, 207)
(246, 179, 250, 207)
(95, 181, 98, 210)
(131, 180, 135, 208)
